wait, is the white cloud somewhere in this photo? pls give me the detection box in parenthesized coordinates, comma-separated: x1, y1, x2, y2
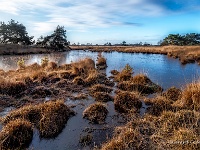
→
(0, 0, 166, 40)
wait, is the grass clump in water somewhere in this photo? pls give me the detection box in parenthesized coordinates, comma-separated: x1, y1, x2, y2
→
(1, 100, 75, 138)
(114, 91, 142, 113)
(89, 84, 113, 95)
(0, 119, 33, 150)
(115, 64, 133, 82)
(93, 92, 113, 102)
(83, 102, 108, 124)
(163, 86, 182, 101)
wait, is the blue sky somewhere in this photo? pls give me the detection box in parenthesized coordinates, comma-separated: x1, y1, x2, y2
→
(0, 0, 200, 45)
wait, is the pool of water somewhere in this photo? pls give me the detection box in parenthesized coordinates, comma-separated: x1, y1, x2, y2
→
(0, 50, 199, 89)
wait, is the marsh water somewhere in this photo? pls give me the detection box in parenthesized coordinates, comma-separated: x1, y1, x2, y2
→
(0, 50, 200, 149)
(0, 50, 199, 89)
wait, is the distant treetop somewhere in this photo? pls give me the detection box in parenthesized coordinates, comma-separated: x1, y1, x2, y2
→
(160, 33, 200, 46)
(0, 19, 34, 45)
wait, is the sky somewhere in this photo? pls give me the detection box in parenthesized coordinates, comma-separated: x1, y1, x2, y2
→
(0, 0, 200, 45)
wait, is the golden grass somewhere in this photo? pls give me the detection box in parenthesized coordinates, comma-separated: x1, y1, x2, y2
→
(117, 74, 162, 95)
(163, 86, 182, 101)
(1, 100, 75, 138)
(175, 81, 200, 110)
(93, 92, 113, 102)
(0, 119, 33, 150)
(89, 84, 113, 95)
(83, 102, 108, 124)
(145, 96, 173, 116)
(101, 126, 144, 150)
(0, 80, 26, 96)
(96, 56, 107, 69)
(115, 64, 133, 82)
(114, 91, 142, 113)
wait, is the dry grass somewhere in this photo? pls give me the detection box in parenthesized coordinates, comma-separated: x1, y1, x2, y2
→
(176, 81, 200, 110)
(145, 96, 173, 116)
(114, 91, 142, 113)
(96, 56, 107, 69)
(0, 119, 33, 150)
(83, 102, 108, 124)
(163, 86, 182, 101)
(117, 74, 162, 94)
(115, 64, 133, 82)
(89, 84, 113, 95)
(0, 80, 26, 96)
(1, 100, 75, 138)
(101, 126, 144, 150)
(93, 92, 113, 102)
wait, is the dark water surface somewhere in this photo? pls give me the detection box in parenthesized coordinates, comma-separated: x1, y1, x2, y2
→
(0, 50, 199, 89)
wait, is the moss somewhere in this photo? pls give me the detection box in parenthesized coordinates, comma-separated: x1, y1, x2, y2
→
(0, 119, 33, 150)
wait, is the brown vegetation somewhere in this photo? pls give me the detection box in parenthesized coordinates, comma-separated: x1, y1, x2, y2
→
(1, 100, 75, 138)
(0, 119, 33, 150)
(163, 86, 182, 101)
(96, 55, 107, 69)
(83, 102, 108, 124)
(117, 74, 162, 94)
(93, 92, 113, 102)
(114, 91, 142, 113)
(89, 84, 113, 95)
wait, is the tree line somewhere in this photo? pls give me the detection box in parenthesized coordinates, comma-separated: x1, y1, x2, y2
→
(160, 33, 200, 46)
(0, 19, 68, 50)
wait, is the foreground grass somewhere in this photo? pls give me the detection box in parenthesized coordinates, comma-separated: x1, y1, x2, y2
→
(0, 55, 199, 149)
(101, 80, 200, 150)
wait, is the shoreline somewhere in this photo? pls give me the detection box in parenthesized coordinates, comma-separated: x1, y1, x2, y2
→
(70, 45, 200, 65)
(0, 44, 71, 55)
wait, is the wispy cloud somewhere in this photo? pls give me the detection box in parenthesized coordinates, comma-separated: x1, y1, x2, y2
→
(0, 0, 199, 42)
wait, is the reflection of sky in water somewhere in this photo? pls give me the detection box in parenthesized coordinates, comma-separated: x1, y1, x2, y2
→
(0, 51, 199, 89)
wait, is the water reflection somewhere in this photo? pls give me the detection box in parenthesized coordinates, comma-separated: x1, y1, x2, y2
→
(0, 51, 199, 89)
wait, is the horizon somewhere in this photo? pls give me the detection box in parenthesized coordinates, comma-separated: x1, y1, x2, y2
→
(0, 0, 200, 45)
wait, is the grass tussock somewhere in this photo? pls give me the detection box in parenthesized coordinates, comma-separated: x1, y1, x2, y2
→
(114, 91, 142, 113)
(0, 80, 26, 96)
(89, 84, 113, 95)
(0, 119, 33, 150)
(145, 96, 173, 116)
(117, 74, 162, 95)
(83, 102, 108, 124)
(101, 127, 144, 150)
(96, 55, 107, 69)
(1, 100, 75, 138)
(177, 81, 200, 110)
(115, 64, 133, 82)
(93, 92, 113, 102)
(163, 86, 182, 101)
